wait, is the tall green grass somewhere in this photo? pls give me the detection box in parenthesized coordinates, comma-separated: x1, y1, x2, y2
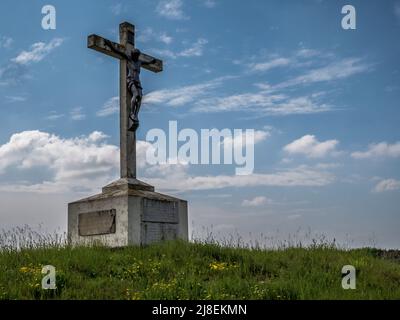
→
(0, 226, 399, 300)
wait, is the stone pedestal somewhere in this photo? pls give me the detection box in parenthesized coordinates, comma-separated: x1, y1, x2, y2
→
(68, 178, 188, 247)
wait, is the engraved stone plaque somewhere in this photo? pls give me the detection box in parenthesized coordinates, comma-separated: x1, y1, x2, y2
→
(142, 222, 178, 244)
(78, 209, 116, 236)
(142, 199, 178, 223)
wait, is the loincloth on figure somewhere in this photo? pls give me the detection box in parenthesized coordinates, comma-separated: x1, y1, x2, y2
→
(127, 78, 143, 94)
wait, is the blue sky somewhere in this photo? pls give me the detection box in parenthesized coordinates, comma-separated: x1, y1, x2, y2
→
(0, 0, 399, 248)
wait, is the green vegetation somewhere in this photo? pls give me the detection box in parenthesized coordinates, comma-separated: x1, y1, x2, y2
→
(1, 240, 399, 300)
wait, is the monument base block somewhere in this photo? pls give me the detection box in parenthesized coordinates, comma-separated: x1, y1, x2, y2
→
(68, 179, 188, 247)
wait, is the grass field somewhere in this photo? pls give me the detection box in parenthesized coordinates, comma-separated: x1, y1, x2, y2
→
(1, 236, 399, 300)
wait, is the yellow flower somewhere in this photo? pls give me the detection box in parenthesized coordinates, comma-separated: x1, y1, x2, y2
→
(19, 267, 29, 273)
(126, 289, 142, 300)
(130, 292, 142, 300)
(209, 262, 228, 271)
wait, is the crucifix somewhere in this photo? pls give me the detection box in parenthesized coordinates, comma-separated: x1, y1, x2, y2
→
(87, 22, 163, 180)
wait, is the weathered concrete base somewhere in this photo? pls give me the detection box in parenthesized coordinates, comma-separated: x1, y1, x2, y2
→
(68, 178, 188, 247)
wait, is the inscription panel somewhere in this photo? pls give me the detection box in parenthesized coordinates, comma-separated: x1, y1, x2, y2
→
(142, 222, 178, 245)
(79, 209, 116, 236)
(142, 199, 178, 223)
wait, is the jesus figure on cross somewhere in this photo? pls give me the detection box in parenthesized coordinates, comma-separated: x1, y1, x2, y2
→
(104, 39, 156, 131)
(88, 22, 162, 178)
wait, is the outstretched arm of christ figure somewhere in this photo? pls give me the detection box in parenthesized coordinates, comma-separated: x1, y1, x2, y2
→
(141, 57, 157, 66)
(104, 39, 129, 60)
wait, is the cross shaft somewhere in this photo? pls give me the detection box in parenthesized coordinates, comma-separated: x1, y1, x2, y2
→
(87, 22, 162, 179)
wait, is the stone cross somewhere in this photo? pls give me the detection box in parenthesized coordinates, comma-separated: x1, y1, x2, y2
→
(68, 23, 187, 248)
(87, 22, 162, 179)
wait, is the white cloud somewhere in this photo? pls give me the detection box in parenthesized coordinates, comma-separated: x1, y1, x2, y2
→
(277, 58, 371, 88)
(284, 135, 339, 158)
(249, 57, 291, 72)
(144, 77, 229, 107)
(192, 91, 331, 115)
(192, 91, 284, 113)
(138, 27, 173, 45)
(159, 33, 174, 45)
(149, 38, 207, 59)
(142, 53, 369, 116)
(121, 50, 368, 118)
(242, 196, 268, 207)
(0, 60, 30, 86)
(5, 95, 26, 103)
(97, 96, 119, 117)
(222, 130, 270, 149)
(156, 0, 188, 20)
(148, 48, 177, 60)
(203, 0, 217, 8)
(87, 131, 109, 142)
(70, 107, 86, 121)
(254, 82, 272, 90)
(46, 111, 64, 121)
(0, 130, 119, 193)
(12, 38, 64, 65)
(0, 36, 13, 49)
(179, 38, 208, 57)
(296, 48, 320, 58)
(351, 142, 400, 159)
(262, 96, 332, 116)
(146, 164, 335, 192)
(0, 130, 335, 194)
(373, 179, 400, 193)
(146, 73, 333, 116)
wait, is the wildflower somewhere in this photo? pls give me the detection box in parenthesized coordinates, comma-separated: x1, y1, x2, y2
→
(19, 267, 29, 273)
(125, 288, 141, 300)
(209, 262, 227, 271)
(130, 291, 142, 300)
